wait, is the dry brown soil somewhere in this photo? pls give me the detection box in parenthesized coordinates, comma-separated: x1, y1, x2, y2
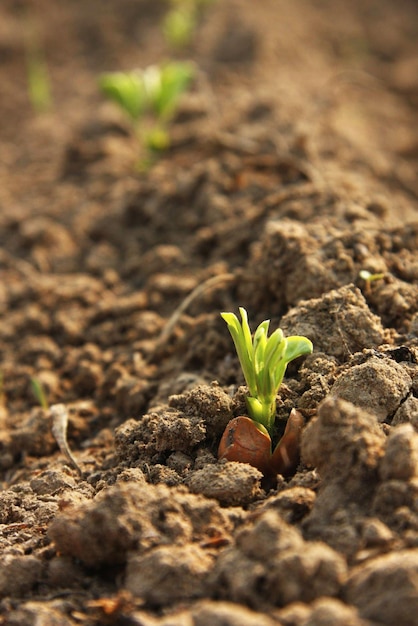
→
(1, 1, 418, 625)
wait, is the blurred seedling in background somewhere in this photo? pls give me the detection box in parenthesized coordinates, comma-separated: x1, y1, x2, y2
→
(359, 269, 385, 283)
(24, 12, 52, 113)
(99, 61, 195, 166)
(162, 0, 216, 49)
(219, 308, 313, 481)
(359, 269, 386, 295)
(30, 377, 49, 411)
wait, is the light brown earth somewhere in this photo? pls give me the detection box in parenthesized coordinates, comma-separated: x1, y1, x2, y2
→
(0, 1, 418, 624)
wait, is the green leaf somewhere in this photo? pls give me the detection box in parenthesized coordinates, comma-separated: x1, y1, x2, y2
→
(258, 329, 284, 397)
(283, 336, 313, 364)
(269, 336, 313, 390)
(253, 323, 268, 379)
(149, 62, 194, 120)
(263, 328, 285, 374)
(99, 71, 146, 121)
(221, 311, 256, 396)
(238, 308, 253, 358)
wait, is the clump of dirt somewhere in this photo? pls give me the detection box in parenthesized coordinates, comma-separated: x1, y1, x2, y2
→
(331, 355, 413, 421)
(187, 461, 264, 506)
(279, 284, 387, 361)
(211, 508, 348, 609)
(1, 0, 418, 624)
(48, 480, 236, 567)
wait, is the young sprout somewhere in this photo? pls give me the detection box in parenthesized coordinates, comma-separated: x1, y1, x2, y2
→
(24, 14, 52, 114)
(359, 269, 385, 282)
(163, 0, 216, 49)
(163, 4, 197, 49)
(31, 377, 49, 411)
(26, 46, 52, 114)
(99, 61, 195, 158)
(221, 308, 313, 435)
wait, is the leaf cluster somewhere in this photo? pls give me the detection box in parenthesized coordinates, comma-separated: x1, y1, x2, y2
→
(221, 308, 312, 434)
(99, 61, 194, 156)
(99, 61, 194, 125)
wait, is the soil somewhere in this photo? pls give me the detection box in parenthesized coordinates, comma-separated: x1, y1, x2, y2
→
(1, 1, 418, 624)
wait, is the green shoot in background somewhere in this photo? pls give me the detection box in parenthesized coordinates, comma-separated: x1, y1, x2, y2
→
(221, 308, 313, 435)
(31, 377, 49, 411)
(24, 15, 52, 113)
(163, 0, 216, 49)
(359, 269, 385, 283)
(99, 61, 195, 157)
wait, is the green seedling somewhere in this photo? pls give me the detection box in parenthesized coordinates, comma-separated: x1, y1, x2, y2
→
(221, 308, 313, 435)
(24, 15, 52, 113)
(163, 4, 197, 48)
(219, 308, 313, 480)
(31, 377, 49, 411)
(359, 269, 385, 282)
(99, 61, 195, 158)
(163, 0, 216, 49)
(26, 46, 52, 114)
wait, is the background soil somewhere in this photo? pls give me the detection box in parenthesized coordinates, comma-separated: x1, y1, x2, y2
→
(1, 1, 418, 624)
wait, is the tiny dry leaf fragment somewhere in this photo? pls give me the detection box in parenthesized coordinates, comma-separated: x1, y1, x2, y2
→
(50, 403, 83, 477)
